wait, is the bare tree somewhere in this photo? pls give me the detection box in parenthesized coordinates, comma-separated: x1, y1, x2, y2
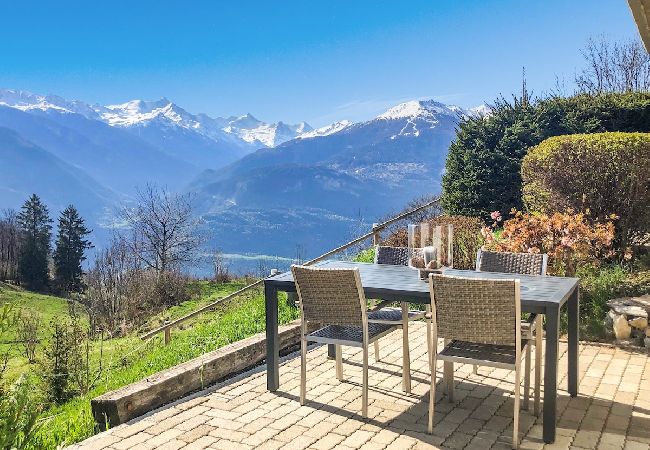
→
(576, 37, 650, 94)
(85, 236, 134, 335)
(120, 185, 202, 273)
(212, 247, 231, 283)
(0, 209, 21, 282)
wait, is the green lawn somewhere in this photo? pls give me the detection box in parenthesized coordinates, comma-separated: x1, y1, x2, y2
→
(0, 280, 298, 450)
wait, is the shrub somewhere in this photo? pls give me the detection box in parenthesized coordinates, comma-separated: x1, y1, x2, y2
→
(382, 215, 484, 269)
(353, 248, 376, 263)
(0, 376, 42, 450)
(484, 210, 615, 276)
(16, 310, 41, 363)
(41, 320, 76, 404)
(577, 266, 650, 340)
(522, 132, 650, 252)
(40, 315, 103, 404)
(442, 92, 650, 220)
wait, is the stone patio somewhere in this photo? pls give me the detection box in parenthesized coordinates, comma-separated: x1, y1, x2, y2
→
(70, 323, 650, 450)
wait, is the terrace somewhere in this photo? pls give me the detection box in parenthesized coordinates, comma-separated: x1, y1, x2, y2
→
(71, 322, 650, 450)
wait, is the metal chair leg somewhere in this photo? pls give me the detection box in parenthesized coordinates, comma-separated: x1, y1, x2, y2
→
(362, 344, 369, 418)
(300, 337, 307, 405)
(524, 343, 531, 410)
(335, 344, 343, 381)
(513, 360, 521, 449)
(401, 302, 411, 393)
(374, 340, 380, 362)
(534, 315, 542, 416)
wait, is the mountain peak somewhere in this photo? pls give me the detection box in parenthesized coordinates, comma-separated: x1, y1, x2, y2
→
(377, 99, 464, 121)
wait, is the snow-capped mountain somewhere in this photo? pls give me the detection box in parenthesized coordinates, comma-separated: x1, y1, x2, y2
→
(299, 120, 353, 139)
(469, 104, 492, 117)
(0, 88, 488, 259)
(223, 114, 312, 147)
(0, 89, 101, 119)
(376, 99, 466, 121)
(0, 89, 316, 151)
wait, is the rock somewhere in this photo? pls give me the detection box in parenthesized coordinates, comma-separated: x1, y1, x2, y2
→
(629, 317, 648, 329)
(607, 295, 650, 319)
(646, 328, 650, 338)
(613, 314, 632, 340)
(604, 310, 616, 335)
(645, 337, 650, 348)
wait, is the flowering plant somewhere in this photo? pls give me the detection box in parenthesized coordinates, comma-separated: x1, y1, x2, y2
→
(482, 209, 615, 276)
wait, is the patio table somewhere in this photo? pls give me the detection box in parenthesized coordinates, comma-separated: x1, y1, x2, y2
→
(264, 260, 579, 443)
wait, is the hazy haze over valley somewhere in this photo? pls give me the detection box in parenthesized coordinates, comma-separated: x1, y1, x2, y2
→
(0, 88, 485, 271)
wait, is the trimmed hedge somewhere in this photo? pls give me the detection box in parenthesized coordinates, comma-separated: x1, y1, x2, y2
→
(441, 92, 650, 221)
(522, 132, 650, 249)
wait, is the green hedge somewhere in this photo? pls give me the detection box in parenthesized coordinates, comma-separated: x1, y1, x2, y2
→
(522, 132, 650, 249)
(441, 92, 650, 221)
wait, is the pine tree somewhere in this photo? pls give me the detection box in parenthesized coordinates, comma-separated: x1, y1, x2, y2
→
(17, 194, 52, 290)
(54, 205, 93, 293)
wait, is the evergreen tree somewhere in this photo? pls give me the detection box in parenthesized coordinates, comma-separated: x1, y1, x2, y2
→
(17, 194, 52, 290)
(441, 92, 650, 220)
(54, 205, 93, 293)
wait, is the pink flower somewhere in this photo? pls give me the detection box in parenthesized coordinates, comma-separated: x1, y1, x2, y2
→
(490, 211, 501, 221)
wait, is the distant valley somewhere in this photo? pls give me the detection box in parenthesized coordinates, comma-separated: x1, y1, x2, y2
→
(0, 88, 486, 268)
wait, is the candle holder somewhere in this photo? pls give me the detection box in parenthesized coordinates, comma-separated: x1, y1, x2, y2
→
(407, 222, 454, 279)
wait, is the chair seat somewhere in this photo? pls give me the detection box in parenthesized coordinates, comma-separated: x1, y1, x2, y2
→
(438, 340, 528, 369)
(307, 323, 396, 347)
(368, 307, 426, 324)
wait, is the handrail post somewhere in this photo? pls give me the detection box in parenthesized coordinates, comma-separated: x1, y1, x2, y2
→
(139, 197, 441, 342)
(372, 223, 380, 246)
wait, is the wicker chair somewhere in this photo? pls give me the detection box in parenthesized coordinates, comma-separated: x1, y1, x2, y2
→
(475, 249, 547, 415)
(291, 265, 398, 418)
(427, 274, 535, 449)
(369, 246, 432, 394)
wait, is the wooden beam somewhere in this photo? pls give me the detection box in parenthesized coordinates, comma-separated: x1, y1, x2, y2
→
(629, 0, 650, 52)
(95, 320, 317, 429)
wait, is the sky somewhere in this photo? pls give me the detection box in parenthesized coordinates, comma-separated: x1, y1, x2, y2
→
(0, 1, 642, 127)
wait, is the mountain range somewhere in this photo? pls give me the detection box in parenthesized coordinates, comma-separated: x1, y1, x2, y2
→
(0, 88, 487, 263)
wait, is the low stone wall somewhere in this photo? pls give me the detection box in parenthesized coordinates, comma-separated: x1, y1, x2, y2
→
(91, 319, 314, 430)
(606, 294, 650, 347)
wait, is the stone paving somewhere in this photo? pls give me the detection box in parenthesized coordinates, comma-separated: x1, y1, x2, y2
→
(71, 323, 650, 450)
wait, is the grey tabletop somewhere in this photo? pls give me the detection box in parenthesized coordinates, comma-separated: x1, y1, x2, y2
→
(266, 260, 579, 310)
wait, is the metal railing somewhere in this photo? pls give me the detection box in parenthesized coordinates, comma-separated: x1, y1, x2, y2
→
(140, 196, 440, 343)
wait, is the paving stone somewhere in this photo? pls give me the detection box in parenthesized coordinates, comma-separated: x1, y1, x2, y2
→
(68, 324, 646, 450)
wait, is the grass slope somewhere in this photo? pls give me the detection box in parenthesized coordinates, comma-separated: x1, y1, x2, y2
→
(0, 280, 298, 449)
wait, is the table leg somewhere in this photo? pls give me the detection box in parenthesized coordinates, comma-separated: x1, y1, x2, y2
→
(568, 287, 579, 397)
(543, 306, 559, 443)
(265, 283, 279, 391)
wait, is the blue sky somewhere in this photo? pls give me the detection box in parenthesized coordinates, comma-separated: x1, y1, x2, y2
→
(0, 1, 641, 126)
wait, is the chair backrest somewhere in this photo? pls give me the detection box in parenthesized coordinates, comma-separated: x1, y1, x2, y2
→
(374, 246, 411, 265)
(429, 274, 520, 346)
(291, 265, 366, 327)
(476, 249, 547, 276)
